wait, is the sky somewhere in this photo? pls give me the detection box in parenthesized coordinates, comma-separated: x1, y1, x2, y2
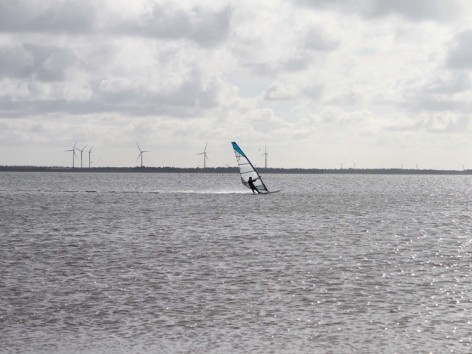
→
(2, 0, 472, 169)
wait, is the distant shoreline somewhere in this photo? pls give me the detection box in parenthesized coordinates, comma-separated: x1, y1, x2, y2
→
(1, 166, 472, 175)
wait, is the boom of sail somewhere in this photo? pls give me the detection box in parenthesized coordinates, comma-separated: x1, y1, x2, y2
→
(231, 141, 269, 193)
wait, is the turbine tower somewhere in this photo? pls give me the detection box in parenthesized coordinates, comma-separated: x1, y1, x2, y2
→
(196, 143, 209, 168)
(66, 141, 77, 168)
(76, 145, 87, 168)
(136, 143, 149, 168)
(87, 146, 93, 168)
(261, 145, 269, 168)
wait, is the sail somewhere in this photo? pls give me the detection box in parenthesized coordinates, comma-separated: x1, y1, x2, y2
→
(231, 141, 269, 193)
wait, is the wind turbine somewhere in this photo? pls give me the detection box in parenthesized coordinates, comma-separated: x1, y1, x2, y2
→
(136, 143, 149, 168)
(196, 143, 209, 168)
(87, 146, 93, 168)
(261, 145, 269, 168)
(76, 145, 87, 168)
(66, 141, 77, 168)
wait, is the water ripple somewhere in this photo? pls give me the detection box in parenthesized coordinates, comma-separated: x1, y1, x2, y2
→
(1, 173, 471, 353)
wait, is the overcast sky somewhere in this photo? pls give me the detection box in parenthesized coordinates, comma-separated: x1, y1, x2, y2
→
(2, 0, 472, 169)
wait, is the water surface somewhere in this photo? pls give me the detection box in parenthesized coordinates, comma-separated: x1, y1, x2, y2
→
(1, 172, 471, 353)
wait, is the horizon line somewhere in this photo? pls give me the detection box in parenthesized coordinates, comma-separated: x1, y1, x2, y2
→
(1, 165, 471, 175)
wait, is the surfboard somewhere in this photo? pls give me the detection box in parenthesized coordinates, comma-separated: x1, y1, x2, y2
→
(260, 189, 282, 194)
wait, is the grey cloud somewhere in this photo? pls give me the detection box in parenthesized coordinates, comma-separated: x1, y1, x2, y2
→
(0, 96, 209, 119)
(296, 0, 462, 21)
(422, 115, 470, 133)
(94, 70, 220, 109)
(264, 83, 323, 101)
(0, 70, 222, 118)
(0, 96, 105, 117)
(296, 0, 377, 18)
(305, 27, 338, 52)
(403, 96, 469, 113)
(387, 114, 470, 133)
(281, 54, 313, 72)
(447, 31, 472, 70)
(0, 44, 78, 81)
(328, 91, 362, 107)
(250, 118, 282, 133)
(296, 0, 358, 11)
(397, 71, 472, 116)
(264, 84, 298, 101)
(242, 52, 314, 77)
(0, 45, 34, 79)
(417, 99, 465, 112)
(240, 28, 336, 78)
(301, 84, 324, 99)
(0, 0, 231, 47)
(244, 61, 298, 77)
(423, 73, 470, 94)
(25, 44, 78, 81)
(0, 0, 96, 33)
(368, 0, 461, 21)
(120, 3, 232, 47)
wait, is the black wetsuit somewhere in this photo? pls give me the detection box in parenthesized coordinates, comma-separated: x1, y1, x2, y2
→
(248, 179, 260, 194)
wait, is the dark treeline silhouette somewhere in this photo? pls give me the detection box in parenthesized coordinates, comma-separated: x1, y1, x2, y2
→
(1, 165, 472, 175)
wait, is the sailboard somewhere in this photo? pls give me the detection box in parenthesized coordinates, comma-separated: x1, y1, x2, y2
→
(231, 141, 280, 194)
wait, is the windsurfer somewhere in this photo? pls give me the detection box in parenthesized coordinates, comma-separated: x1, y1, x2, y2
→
(248, 176, 261, 194)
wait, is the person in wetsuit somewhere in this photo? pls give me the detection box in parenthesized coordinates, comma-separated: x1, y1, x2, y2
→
(248, 176, 261, 194)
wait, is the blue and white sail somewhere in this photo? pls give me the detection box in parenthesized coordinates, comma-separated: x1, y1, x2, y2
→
(231, 141, 269, 193)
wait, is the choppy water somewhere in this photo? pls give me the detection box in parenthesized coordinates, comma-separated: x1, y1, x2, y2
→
(1, 172, 471, 353)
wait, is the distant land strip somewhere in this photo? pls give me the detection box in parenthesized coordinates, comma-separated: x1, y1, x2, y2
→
(1, 166, 472, 175)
